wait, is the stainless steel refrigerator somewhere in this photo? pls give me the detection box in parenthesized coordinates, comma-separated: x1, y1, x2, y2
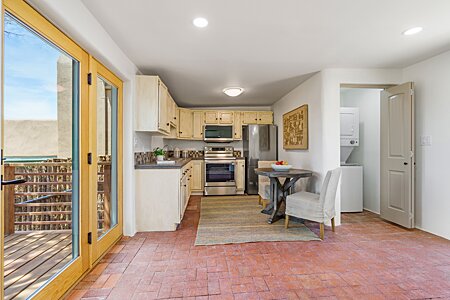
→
(242, 125, 278, 195)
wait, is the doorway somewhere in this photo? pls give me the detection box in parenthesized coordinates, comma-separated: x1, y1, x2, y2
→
(340, 83, 415, 228)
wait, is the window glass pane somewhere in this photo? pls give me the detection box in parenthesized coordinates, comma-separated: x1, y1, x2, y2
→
(96, 76, 118, 238)
(3, 12, 80, 299)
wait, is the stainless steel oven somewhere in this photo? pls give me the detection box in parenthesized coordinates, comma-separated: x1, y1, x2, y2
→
(204, 146, 237, 195)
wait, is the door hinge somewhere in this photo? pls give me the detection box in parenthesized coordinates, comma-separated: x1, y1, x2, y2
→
(410, 89, 414, 96)
(87, 73, 92, 85)
(87, 153, 93, 165)
(88, 232, 92, 244)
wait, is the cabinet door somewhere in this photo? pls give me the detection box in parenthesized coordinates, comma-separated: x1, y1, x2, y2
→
(204, 111, 218, 124)
(192, 160, 204, 191)
(243, 111, 258, 124)
(257, 111, 273, 124)
(219, 111, 234, 124)
(236, 160, 245, 191)
(192, 111, 204, 139)
(158, 82, 170, 132)
(234, 112, 242, 140)
(169, 95, 177, 126)
(178, 109, 193, 138)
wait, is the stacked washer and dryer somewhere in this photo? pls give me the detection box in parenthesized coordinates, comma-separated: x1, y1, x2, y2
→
(340, 108, 363, 212)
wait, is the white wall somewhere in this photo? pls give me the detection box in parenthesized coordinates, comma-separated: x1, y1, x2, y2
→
(27, 0, 140, 236)
(272, 72, 323, 194)
(272, 69, 402, 226)
(340, 88, 382, 213)
(403, 50, 450, 240)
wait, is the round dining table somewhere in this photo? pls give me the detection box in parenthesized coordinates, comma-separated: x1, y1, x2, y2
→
(254, 168, 313, 224)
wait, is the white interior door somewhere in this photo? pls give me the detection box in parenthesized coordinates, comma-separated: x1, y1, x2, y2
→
(380, 82, 415, 228)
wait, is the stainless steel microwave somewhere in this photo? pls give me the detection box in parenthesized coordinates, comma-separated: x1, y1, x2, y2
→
(203, 125, 234, 142)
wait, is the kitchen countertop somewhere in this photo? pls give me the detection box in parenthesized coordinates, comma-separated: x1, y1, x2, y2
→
(135, 156, 245, 169)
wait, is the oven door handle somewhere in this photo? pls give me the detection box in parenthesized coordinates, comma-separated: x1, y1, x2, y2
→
(204, 160, 236, 165)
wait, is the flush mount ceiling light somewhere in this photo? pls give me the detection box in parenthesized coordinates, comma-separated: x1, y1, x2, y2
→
(403, 27, 423, 36)
(193, 17, 208, 28)
(223, 87, 244, 97)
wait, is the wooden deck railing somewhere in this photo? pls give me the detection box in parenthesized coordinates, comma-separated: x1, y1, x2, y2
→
(4, 158, 111, 234)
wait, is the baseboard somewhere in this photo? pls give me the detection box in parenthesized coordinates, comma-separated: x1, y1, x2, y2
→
(363, 208, 380, 215)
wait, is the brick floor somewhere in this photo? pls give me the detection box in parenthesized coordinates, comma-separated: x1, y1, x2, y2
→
(67, 196, 450, 299)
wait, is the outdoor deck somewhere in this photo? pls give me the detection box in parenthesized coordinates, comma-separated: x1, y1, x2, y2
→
(4, 231, 72, 300)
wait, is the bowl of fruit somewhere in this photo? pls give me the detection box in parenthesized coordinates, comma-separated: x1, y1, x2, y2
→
(271, 161, 292, 171)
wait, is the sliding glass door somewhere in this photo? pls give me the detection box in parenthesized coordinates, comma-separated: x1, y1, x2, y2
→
(89, 57, 123, 262)
(1, 0, 90, 299)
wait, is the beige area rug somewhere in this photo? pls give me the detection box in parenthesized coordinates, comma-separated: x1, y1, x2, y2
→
(195, 195, 320, 245)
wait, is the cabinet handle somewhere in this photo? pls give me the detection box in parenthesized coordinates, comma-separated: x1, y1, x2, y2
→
(184, 184, 187, 187)
(259, 119, 261, 121)
(174, 117, 177, 120)
(179, 131, 183, 134)
(166, 123, 170, 126)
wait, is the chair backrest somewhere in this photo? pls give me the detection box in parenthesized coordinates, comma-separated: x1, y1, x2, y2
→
(319, 168, 342, 218)
(258, 161, 276, 184)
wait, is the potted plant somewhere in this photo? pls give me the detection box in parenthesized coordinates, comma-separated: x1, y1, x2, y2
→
(153, 147, 166, 161)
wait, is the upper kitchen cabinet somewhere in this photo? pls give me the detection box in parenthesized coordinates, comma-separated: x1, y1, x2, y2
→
(257, 111, 273, 124)
(168, 94, 178, 127)
(204, 111, 234, 124)
(135, 75, 173, 134)
(218, 111, 234, 124)
(192, 111, 205, 140)
(204, 111, 219, 124)
(234, 112, 242, 140)
(178, 108, 193, 138)
(242, 111, 273, 125)
(243, 111, 258, 124)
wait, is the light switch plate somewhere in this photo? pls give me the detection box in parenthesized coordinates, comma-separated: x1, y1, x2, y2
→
(420, 135, 432, 146)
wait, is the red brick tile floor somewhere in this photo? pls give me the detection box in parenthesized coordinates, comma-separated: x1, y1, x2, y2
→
(68, 196, 450, 300)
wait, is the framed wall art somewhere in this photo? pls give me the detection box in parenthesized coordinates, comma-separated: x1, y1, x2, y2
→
(283, 104, 309, 150)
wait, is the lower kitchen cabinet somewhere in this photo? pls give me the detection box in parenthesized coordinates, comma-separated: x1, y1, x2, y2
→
(236, 159, 245, 194)
(191, 160, 204, 192)
(135, 162, 193, 231)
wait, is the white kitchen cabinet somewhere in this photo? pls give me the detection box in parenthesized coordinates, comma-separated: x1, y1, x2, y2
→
(192, 111, 204, 140)
(257, 111, 273, 124)
(243, 111, 258, 124)
(191, 160, 204, 192)
(234, 112, 242, 140)
(218, 111, 234, 124)
(235, 159, 245, 194)
(135, 162, 193, 232)
(135, 75, 172, 134)
(178, 108, 193, 138)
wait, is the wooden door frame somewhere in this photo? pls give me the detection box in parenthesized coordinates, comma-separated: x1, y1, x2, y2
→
(1, 0, 90, 299)
(88, 56, 123, 264)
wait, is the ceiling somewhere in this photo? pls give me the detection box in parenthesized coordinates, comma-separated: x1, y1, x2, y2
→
(82, 0, 450, 107)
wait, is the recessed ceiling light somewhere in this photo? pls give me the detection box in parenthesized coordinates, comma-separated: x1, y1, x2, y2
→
(403, 27, 423, 36)
(223, 87, 244, 97)
(193, 17, 208, 28)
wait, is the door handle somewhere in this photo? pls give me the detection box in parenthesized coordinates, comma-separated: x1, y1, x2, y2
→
(404, 162, 408, 165)
(2, 178, 27, 186)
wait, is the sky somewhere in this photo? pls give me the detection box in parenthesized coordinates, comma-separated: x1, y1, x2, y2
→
(4, 13, 71, 120)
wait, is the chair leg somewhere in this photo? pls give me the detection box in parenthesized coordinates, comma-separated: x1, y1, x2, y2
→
(319, 223, 324, 240)
(331, 218, 335, 232)
(262, 199, 269, 209)
(258, 195, 262, 205)
(285, 215, 290, 229)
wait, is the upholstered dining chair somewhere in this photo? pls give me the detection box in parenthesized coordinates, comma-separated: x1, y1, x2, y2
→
(258, 161, 276, 209)
(258, 161, 287, 209)
(284, 168, 341, 240)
